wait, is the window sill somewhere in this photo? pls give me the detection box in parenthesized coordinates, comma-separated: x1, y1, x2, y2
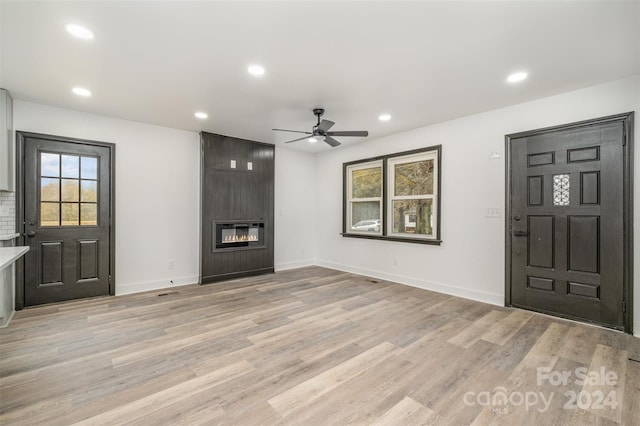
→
(340, 233, 442, 246)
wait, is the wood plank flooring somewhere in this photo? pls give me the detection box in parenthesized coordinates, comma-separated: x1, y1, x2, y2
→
(1, 266, 638, 425)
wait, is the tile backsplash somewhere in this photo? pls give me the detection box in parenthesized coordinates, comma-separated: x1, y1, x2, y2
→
(0, 192, 16, 235)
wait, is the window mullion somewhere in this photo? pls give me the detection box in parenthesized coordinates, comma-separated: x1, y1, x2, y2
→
(390, 195, 432, 201)
(351, 197, 382, 202)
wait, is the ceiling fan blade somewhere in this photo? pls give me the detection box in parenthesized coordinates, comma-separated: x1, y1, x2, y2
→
(317, 119, 335, 132)
(272, 128, 312, 135)
(324, 136, 341, 147)
(283, 136, 312, 144)
(326, 130, 369, 137)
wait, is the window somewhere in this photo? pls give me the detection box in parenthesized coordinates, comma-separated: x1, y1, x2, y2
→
(345, 161, 382, 235)
(343, 145, 441, 245)
(40, 152, 99, 227)
(388, 151, 438, 239)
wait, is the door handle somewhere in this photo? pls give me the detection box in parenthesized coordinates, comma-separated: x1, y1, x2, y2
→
(512, 230, 528, 237)
(26, 231, 36, 238)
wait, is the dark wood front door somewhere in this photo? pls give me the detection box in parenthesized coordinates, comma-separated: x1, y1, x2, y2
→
(506, 113, 633, 332)
(19, 132, 115, 307)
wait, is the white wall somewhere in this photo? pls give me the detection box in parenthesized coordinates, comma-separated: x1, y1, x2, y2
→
(314, 75, 640, 335)
(11, 101, 318, 297)
(9, 76, 640, 336)
(14, 101, 201, 295)
(274, 146, 317, 271)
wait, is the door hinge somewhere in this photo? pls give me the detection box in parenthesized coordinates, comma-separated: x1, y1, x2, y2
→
(622, 127, 626, 146)
(108, 275, 112, 283)
(622, 300, 626, 313)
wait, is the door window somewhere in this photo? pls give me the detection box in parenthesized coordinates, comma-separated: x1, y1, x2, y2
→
(40, 152, 99, 226)
(552, 174, 570, 206)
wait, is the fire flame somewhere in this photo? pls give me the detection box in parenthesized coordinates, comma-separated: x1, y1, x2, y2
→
(223, 234, 258, 243)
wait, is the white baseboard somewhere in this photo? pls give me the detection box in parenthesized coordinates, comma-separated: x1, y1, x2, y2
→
(275, 259, 316, 272)
(110, 264, 637, 337)
(315, 259, 504, 307)
(116, 275, 198, 296)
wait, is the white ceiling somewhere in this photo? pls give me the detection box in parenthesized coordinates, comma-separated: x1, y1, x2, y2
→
(1, 1, 639, 153)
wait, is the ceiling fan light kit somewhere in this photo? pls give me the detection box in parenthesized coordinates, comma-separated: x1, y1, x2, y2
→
(272, 108, 369, 148)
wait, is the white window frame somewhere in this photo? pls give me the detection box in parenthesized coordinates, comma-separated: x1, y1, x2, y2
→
(346, 160, 383, 236)
(387, 151, 438, 240)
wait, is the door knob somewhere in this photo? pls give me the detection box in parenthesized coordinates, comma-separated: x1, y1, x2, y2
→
(26, 231, 36, 238)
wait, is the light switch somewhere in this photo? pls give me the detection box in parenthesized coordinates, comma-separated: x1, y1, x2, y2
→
(230, 160, 236, 169)
(247, 162, 253, 171)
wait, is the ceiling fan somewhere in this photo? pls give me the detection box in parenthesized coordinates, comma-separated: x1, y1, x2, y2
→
(273, 108, 369, 147)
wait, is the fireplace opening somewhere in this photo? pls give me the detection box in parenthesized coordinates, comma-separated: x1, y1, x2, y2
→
(214, 221, 265, 250)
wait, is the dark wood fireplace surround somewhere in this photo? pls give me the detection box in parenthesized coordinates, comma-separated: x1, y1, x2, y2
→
(200, 132, 274, 283)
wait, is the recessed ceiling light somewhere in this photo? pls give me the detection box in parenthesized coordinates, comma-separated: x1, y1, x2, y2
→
(378, 114, 391, 122)
(65, 24, 94, 40)
(248, 64, 265, 76)
(72, 87, 92, 97)
(507, 72, 528, 83)
(195, 112, 208, 119)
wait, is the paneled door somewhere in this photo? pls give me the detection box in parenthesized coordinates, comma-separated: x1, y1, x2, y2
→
(507, 113, 633, 332)
(19, 132, 114, 307)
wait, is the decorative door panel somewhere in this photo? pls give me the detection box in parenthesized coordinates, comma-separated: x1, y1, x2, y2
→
(508, 115, 631, 332)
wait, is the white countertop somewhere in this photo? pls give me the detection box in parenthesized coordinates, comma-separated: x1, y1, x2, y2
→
(0, 233, 20, 241)
(0, 246, 29, 270)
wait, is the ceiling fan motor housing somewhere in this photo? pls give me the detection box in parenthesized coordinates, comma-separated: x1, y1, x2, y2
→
(273, 107, 368, 147)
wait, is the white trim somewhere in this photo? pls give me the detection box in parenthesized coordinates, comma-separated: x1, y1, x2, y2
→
(115, 275, 198, 296)
(315, 259, 503, 306)
(387, 150, 438, 240)
(346, 160, 383, 236)
(275, 259, 316, 272)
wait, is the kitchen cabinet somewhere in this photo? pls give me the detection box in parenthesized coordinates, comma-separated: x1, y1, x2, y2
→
(0, 89, 14, 192)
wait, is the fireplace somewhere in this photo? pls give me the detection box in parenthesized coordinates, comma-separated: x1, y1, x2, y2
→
(214, 221, 265, 251)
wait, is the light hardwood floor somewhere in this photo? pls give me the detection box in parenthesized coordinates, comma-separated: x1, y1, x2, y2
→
(1, 266, 638, 425)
